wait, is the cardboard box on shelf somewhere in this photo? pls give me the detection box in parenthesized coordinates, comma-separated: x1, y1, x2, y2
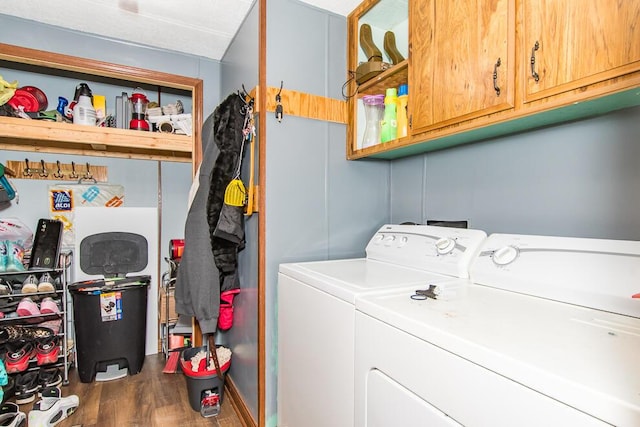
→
(159, 290, 178, 323)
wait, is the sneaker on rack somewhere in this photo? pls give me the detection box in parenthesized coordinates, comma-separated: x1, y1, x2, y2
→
(0, 279, 12, 296)
(1, 377, 15, 403)
(21, 275, 38, 294)
(0, 402, 26, 427)
(5, 341, 36, 374)
(36, 319, 62, 335)
(37, 367, 63, 394)
(16, 297, 40, 317)
(14, 371, 39, 404)
(36, 336, 60, 366)
(37, 273, 55, 294)
(39, 298, 60, 315)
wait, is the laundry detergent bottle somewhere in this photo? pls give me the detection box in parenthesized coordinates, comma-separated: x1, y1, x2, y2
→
(397, 84, 409, 138)
(380, 87, 398, 143)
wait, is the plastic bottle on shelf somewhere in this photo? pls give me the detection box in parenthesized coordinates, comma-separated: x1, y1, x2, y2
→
(380, 87, 398, 143)
(397, 84, 409, 138)
(72, 84, 96, 126)
(73, 95, 96, 126)
(361, 94, 385, 148)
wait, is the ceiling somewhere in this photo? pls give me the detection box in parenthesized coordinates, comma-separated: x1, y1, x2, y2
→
(1, 0, 362, 60)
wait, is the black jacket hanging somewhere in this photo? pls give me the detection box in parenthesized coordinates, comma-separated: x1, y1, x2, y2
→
(207, 93, 246, 294)
(175, 92, 246, 335)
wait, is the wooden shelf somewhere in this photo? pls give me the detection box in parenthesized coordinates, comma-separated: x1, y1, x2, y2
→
(0, 42, 202, 163)
(357, 60, 408, 96)
(0, 116, 192, 162)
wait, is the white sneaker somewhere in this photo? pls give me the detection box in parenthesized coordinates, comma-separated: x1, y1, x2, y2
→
(0, 402, 27, 427)
(37, 273, 55, 293)
(28, 387, 79, 427)
(21, 274, 38, 294)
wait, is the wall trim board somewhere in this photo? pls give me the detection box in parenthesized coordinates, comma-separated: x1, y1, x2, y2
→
(226, 376, 257, 427)
(258, 2, 267, 427)
(250, 85, 347, 124)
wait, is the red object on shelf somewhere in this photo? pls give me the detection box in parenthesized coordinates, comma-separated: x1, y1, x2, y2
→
(22, 86, 48, 111)
(7, 88, 40, 112)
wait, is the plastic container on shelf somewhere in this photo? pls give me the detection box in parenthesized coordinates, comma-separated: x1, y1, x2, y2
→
(73, 95, 96, 126)
(361, 94, 385, 148)
(380, 87, 398, 143)
(397, 84, 409, 138)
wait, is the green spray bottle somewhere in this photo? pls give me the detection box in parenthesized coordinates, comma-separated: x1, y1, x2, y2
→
(380, 87, 398, 143)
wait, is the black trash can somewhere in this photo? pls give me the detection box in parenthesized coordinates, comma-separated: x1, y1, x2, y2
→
(70, 232, 151, 383)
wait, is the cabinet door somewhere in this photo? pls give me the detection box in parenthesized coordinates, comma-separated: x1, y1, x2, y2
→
(523, 0, 640, 103)
(408, 0, 435, 133)
(410, 0, 515, 133)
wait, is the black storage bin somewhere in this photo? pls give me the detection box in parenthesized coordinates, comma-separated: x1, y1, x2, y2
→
(181, 346, 230, 414)
(70, 232, 151, 383)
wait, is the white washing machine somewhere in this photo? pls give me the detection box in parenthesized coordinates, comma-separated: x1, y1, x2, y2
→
(277, 224, 488, 427)
(355, 233, 640, 427)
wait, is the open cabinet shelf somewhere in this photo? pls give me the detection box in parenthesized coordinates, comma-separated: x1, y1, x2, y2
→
(0, 43, 203, 163)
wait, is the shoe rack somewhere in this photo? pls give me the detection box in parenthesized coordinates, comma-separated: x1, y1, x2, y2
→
(0, 252, 74, 397)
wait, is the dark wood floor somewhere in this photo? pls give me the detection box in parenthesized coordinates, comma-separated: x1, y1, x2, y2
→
(18, 354, 244, 427)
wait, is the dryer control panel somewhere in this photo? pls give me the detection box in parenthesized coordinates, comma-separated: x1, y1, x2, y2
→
(471, 233, 640, 318)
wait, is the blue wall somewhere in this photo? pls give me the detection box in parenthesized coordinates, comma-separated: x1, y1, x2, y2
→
(264, 0, 390, 425)
(390, 106, 640, 240)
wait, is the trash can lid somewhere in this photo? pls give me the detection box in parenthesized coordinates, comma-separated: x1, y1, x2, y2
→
(69, 275, 151, 293)
(79, 232, 148, 277)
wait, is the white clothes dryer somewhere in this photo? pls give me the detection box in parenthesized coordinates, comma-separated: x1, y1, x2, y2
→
(277, 224, 487, 427)
(355, 233, 640, 427)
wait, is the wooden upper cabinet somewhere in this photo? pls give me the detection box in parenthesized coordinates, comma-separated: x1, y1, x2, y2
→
(411, 0, 515, 133)
(346, 0, 640, 160)
(523, 0, 640, 102)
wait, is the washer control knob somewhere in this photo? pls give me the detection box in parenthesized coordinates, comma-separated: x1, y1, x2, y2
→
(397, 236, 409, 247)
(435, 237, 455, 255)
(372, 234, 384, 244)
(492, 245, 519, 266)
(382, 235, 396, 246)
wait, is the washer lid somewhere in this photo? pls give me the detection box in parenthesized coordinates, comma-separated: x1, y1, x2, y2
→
(280, 258, 452, 304)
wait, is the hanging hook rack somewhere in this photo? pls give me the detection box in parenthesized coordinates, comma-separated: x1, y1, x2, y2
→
(6, 160, 108, 182)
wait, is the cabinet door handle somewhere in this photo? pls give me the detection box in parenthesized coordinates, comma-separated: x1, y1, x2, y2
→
(493, 58, 501, 96)
(530, 41, 540, 82)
